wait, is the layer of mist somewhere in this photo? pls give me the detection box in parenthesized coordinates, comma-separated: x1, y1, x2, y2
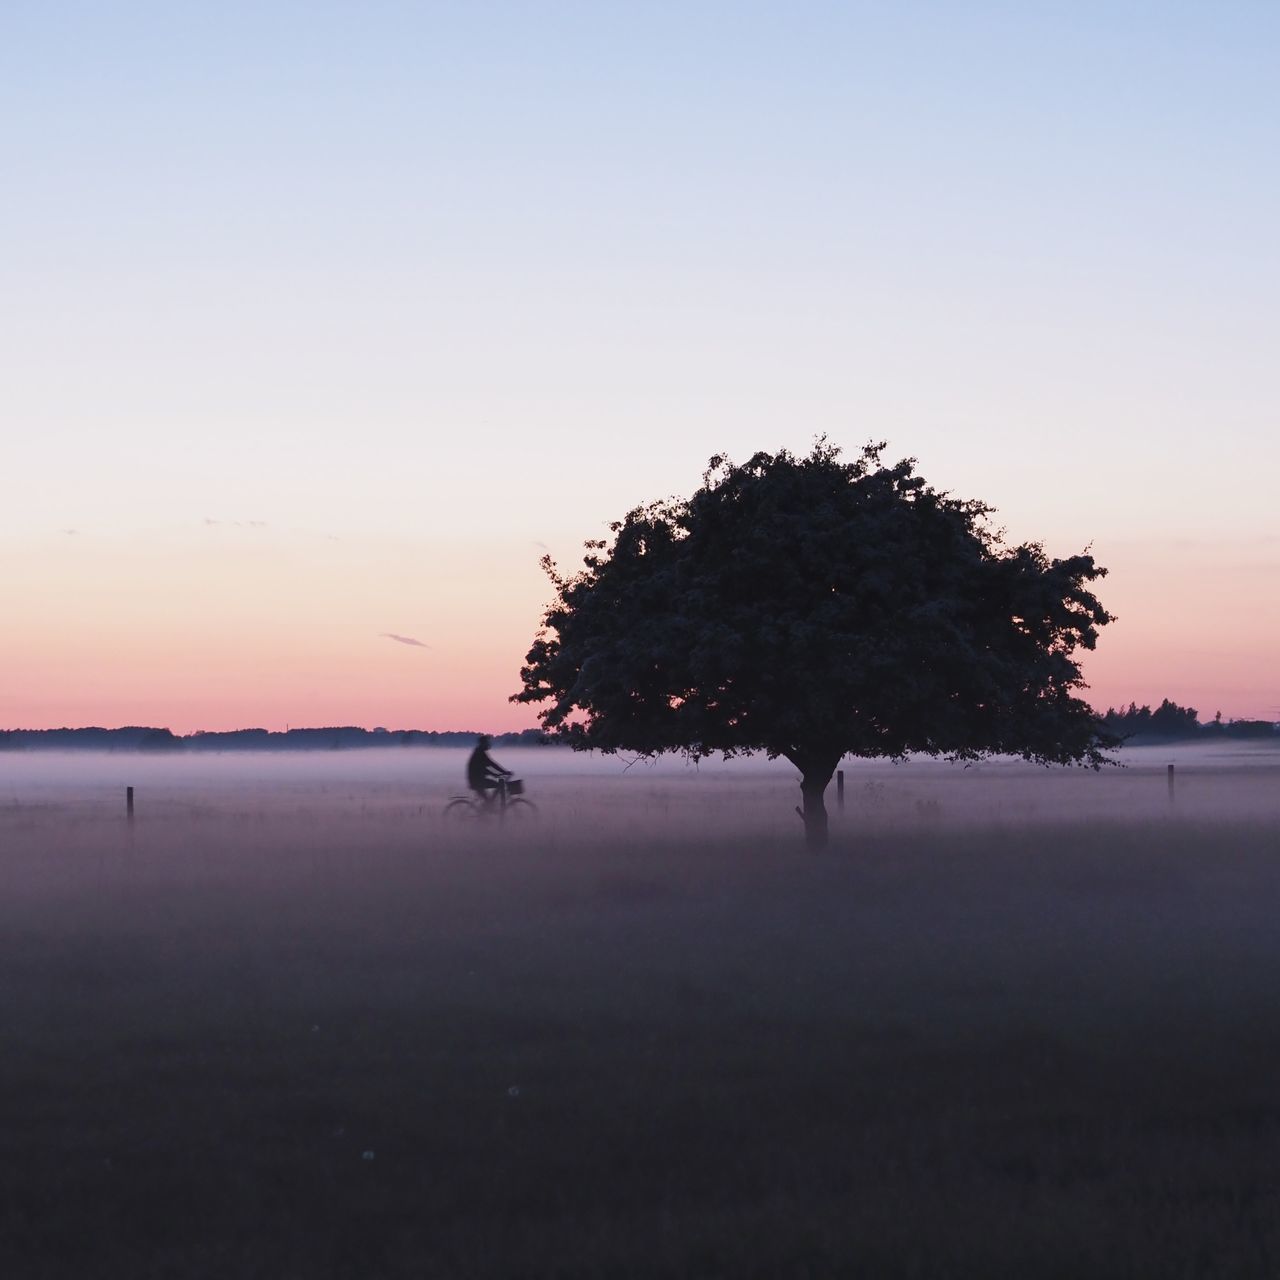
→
(4, 741, 1278, 841)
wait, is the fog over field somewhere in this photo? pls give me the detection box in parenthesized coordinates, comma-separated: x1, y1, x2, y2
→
(4, 744, 1280, 1278)
(6, 740, 1280, 835)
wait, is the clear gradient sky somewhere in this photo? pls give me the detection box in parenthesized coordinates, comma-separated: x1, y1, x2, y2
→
(3, 2, 1277, 732)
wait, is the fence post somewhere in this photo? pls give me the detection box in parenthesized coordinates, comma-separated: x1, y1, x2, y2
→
(836, 769, 845, 812)
(1167, 764, 1175, 806)
(126, 786, 134, 821)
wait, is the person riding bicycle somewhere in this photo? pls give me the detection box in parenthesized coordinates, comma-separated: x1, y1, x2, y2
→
(467, 734, 512, 807)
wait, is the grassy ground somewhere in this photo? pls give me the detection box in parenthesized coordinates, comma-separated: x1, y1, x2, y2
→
(2, 758, 1279, 1277)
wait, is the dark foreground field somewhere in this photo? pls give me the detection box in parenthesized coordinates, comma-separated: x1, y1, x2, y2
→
(2, 750, 1279, 1278)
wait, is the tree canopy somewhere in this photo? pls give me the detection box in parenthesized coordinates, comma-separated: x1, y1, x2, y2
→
(1101, 699, 1201, 741)
(513, 441, 1116, 845)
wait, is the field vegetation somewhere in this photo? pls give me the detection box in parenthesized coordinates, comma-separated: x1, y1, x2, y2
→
(2, 746, 1279, 1278)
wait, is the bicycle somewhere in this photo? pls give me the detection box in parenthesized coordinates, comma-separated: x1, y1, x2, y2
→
(442, 776, 537, 822)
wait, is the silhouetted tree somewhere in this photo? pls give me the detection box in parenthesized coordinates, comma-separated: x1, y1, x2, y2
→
(1151, 698, 1200, 737)
(513, 441, 1116, 848)
(1101, 699, 1201, 740)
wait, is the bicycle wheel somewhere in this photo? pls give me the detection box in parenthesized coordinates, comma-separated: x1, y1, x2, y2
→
(503, 798, 538, 823)
(442, 797, 480, 822)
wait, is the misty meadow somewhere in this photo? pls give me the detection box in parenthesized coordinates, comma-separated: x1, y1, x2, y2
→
(3, 745, 1279, 1278)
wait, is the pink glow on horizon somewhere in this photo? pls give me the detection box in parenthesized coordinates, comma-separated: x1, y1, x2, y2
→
(1, 531, 550, 735)
(1077, 540, 1279, 723)
(2, 532, 1275, 734)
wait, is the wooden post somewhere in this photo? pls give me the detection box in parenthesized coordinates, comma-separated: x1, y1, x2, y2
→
(836, 769, 845, 812)
(1167, 763, 1175, 805)
(126, 786, 134, 820)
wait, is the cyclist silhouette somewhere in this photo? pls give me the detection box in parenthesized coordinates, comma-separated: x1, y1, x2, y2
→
(467, 734, 512, 806)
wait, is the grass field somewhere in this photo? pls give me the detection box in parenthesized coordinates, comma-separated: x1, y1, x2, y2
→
(2, 746, 1279, 1278)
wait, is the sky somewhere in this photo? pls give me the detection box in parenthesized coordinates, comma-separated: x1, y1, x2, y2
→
(3, 1, 1277, 732)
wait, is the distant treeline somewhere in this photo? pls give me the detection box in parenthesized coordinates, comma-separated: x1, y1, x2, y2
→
(4, 709, 1277, 751)
(1100, 700, 1279, 743)
(0, 727, 549, 752)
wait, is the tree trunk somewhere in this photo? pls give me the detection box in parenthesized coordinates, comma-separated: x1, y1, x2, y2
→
(799, 775, 829, 849)
(794, 758, 838, 850)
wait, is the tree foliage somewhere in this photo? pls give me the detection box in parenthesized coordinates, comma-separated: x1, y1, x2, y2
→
(1101, 701, 1279, 742)
(1101, 699, 1201, 741)
(513, 442, 1116, 841)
